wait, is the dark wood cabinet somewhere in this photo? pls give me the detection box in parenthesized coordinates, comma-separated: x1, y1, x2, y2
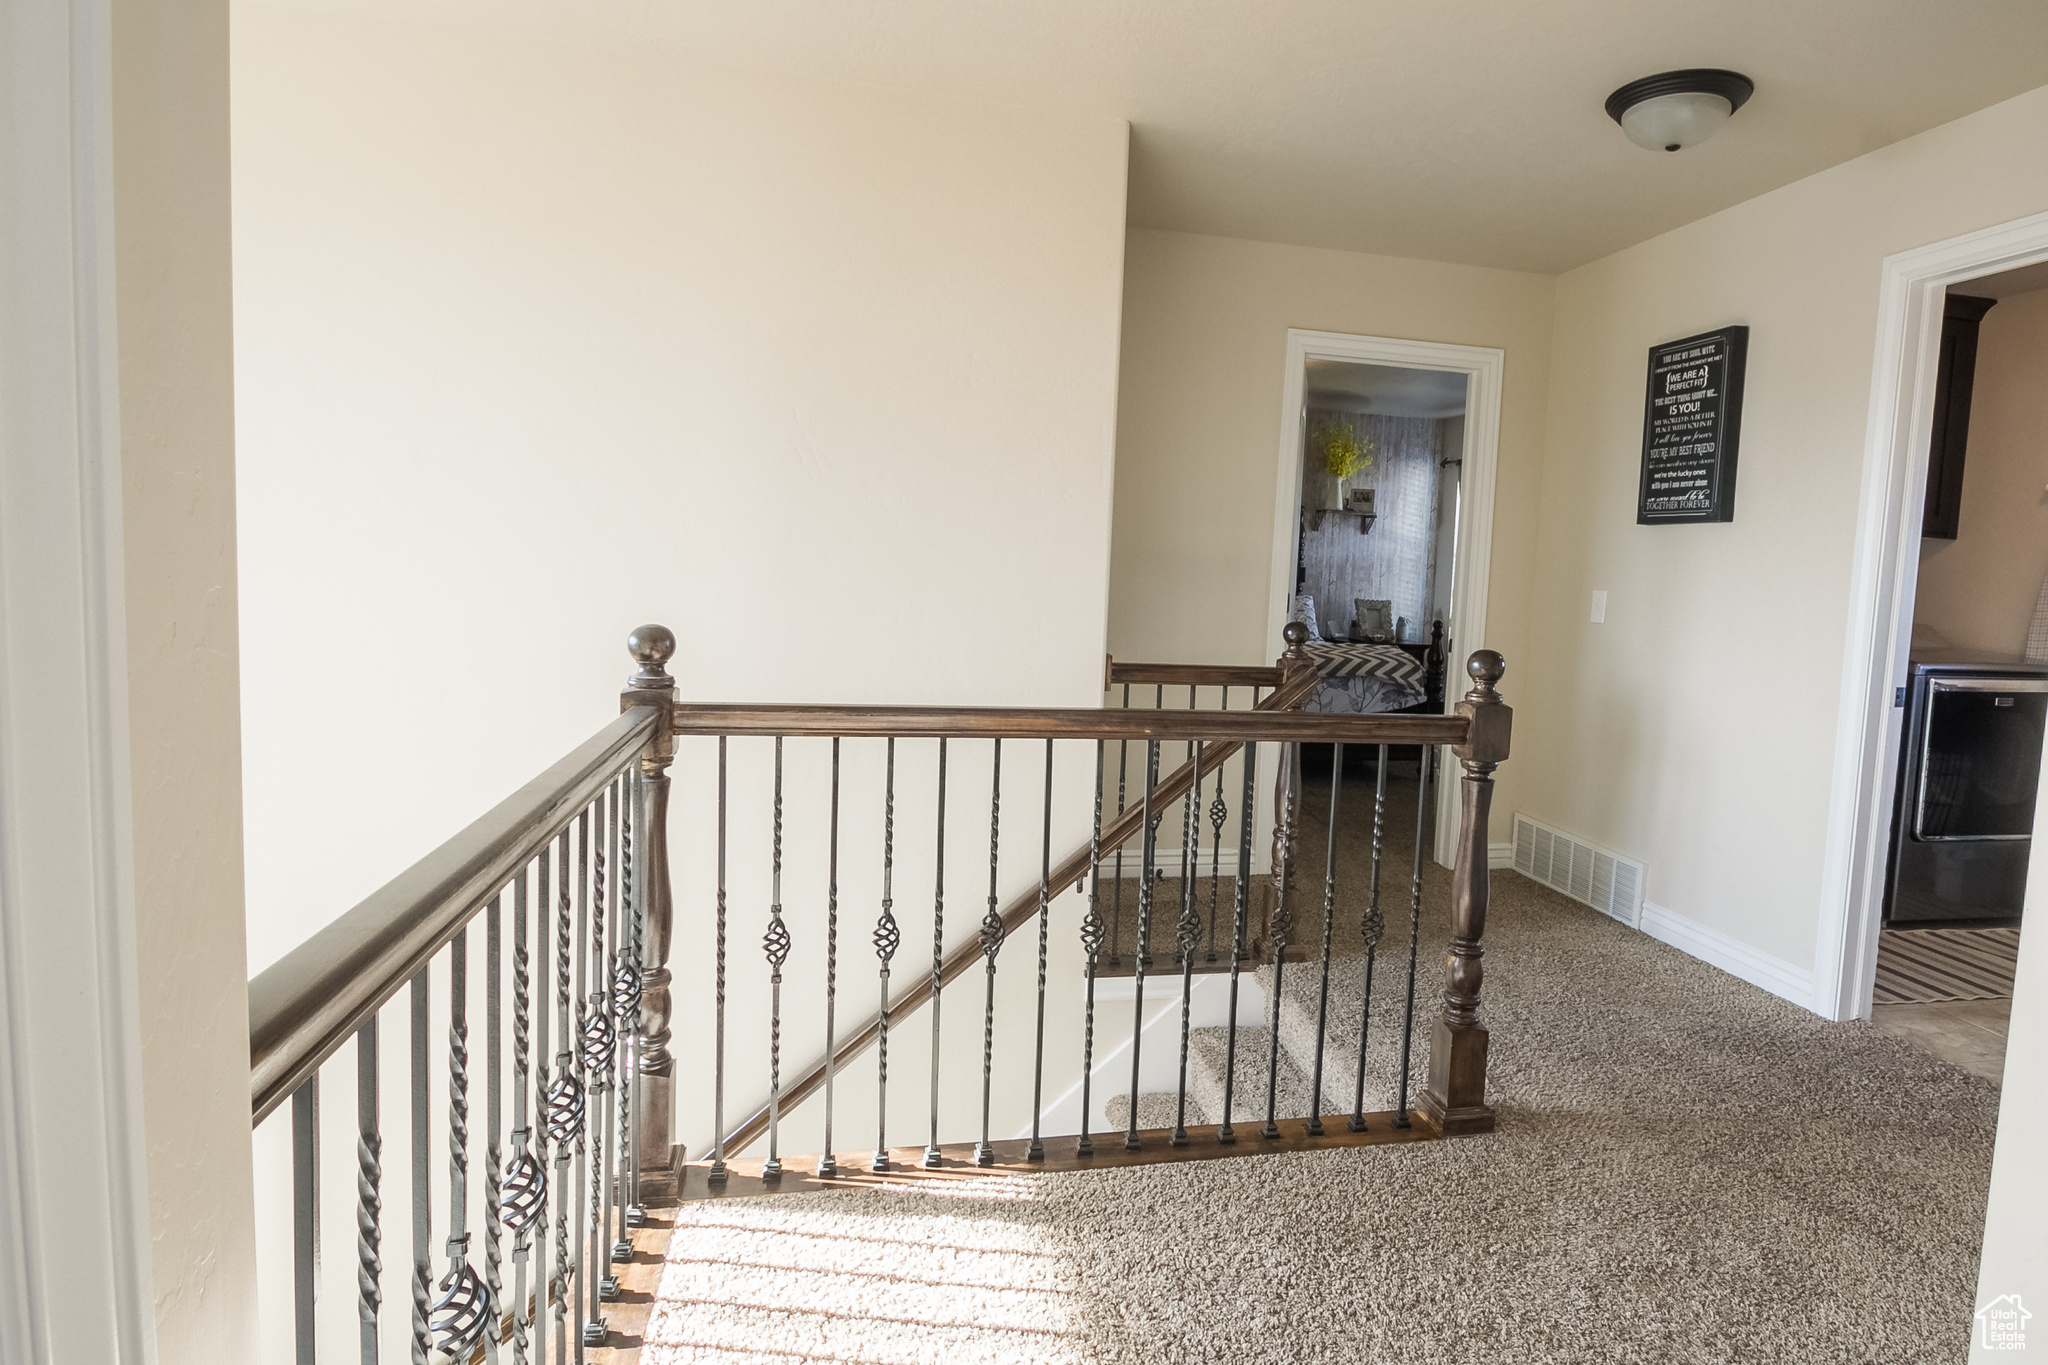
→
(1923, 293, 1998, 540)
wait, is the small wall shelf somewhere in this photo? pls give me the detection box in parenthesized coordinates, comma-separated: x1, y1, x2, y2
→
(1308, 507, 1377, 535)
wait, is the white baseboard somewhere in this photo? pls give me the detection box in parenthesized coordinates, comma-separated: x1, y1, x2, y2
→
(1488, 842, 1514, 869)
(1639, 900, 1820, 1014)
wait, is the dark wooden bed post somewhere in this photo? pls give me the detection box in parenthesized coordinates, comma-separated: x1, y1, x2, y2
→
(1417, 649, 1510, 1137)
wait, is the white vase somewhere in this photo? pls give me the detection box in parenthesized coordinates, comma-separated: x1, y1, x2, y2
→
(1322, 472, 1347, 512)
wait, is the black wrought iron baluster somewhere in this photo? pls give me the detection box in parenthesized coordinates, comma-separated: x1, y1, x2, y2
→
(817, 741, 842, 1178)
(433, 923, 491, 1361)
(507, 870, 540, 1365)
(571, 809, 591, 1364)
(1173, 740, 1204, 1147)
(292, 1076, 317, 1365)
(1125, 739, 1159, 1152)
(974, 739, 1004, 1167)
(357, 1015, 381, 1365)
(584, 788, 615, 1341)
(1263, 745, 1300, 1140)
(1349, 745, 1390, 1132)
(1206, 688, 1230, 963)
(548, 828, 575, 1365)
(1027, 738, 1053, 1162)
(615, 771, 640, 1252)
(1147, 685, 1163, 968)
(1110, 684, 1129, 968)
(873, 739, 899, 1173)
(1218, 741, 1258, 1144)
(485, 897, 504, 1363)
(711, 738, 728, 1183)
(924, 739, 947, 1169)
(1395, 745, 1434, 1127)
(1178, 687, 1195, 970)
(1306, 750, 1344, 1136)
(1077, 741, 1106, 1157)
(410, 965, 431, 1365)
(530, 850, 551, 1365)
(763, 739, 790, 1180)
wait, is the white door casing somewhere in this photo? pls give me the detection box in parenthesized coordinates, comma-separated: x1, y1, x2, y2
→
(1265, 329, 1505, 869)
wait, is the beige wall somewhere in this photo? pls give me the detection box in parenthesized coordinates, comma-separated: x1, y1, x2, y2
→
(1105, 227, 1555, 816)
(115, 0, 259, 1359)
(232, 11, 1129, 1352)
(233, 3, 1129, 973)
(1523, 85, 2048, 982)
(1915, 286, 2048, 655)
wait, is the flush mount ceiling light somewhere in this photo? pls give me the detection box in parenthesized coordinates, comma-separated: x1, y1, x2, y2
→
(1605, 69, 1754, 152)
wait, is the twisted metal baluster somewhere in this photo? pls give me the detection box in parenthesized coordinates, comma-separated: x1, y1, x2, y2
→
(763, 739, 791, 1179)
(616, 773, 640, 1246)
(1350, 746, 1389, 1132)
(1027, 739, 1053, 1162)
(1125, 740, 1159, 1152)
(1307, 750, 1345, 1136)
(1219, 741, 1258, 1144)
(432, 923, 492, 1361)
(508, 871, 535, 1365)
(551, 828, 573, 1365)
(1263, 745, 1301, 1140)
(1396, 745, 1433, 1127)
(485, 898, 504, 1363)
(924, 739, 948, 1168)
(1206, 688, 1230, 962)
(531, 851, 551, 1365)
(1110, 686, 1129, 967)
(584, 788, 612, 1342)
(974, 739, 1004, 1167)
(1173, 740, 1204, 1146)
(571, 811, 591, 1365)
(410, 967, 431, 1365)
(710, 739, 728, 1183)
(1145, 686, 1164, 968)
(357, 1017, 381, 1365)
(820, 739, 841, 1178)
(1076, 741, 1106, 1157)
(873, 739, 899, 1172)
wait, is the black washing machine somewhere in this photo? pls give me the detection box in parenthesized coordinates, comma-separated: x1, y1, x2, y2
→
(1884, 649, 2048, 925)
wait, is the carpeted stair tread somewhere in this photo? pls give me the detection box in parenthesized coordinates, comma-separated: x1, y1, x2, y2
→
(1104, 1090, 1205, 1132)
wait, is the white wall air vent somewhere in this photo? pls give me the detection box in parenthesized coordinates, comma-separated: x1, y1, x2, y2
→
(1511, 814, 1644, 927)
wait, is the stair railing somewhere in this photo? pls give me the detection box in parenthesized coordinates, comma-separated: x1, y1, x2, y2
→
(248, 622, 1509, 1360)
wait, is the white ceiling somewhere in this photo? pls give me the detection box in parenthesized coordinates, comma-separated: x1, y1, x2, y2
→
(1306, 361, 1467, 418)
(259, 0, 2048, 273)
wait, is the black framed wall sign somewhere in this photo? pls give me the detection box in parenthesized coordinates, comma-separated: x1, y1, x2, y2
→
(1637, 325, 1748, 525)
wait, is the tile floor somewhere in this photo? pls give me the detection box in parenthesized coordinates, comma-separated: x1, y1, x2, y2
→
(1870, 997, 2012, 1082)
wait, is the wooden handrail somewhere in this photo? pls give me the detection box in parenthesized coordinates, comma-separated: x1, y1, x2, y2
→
(717, 665, 1338, 1155)
(1104, 656, 1286, 689)
(671, 701, 1465, 745)
(248, 706, 660, 1124)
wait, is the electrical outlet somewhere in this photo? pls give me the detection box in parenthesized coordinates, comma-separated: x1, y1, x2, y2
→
(1590, 589, 1607, 624)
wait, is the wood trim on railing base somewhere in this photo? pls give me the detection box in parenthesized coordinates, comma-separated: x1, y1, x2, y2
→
(1415, 1018, 1495, 1136)
(663, 1113, 1439, 1202)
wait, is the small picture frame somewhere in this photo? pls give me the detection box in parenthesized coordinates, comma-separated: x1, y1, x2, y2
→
(1352, 598, 1394, 642)
(1343, 487, 1376, 515)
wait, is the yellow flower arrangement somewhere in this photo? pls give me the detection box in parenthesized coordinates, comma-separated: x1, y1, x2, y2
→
(1317, 421, 1375, 481)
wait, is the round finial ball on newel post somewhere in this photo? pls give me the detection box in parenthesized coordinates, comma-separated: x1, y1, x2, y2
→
(1282, 620, 1311, 656)
(627, 623, 676, 688)
(1465, 649, 1506, 702)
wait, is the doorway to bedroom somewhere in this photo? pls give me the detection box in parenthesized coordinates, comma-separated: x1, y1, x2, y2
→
(1265, 329, 1504, 869)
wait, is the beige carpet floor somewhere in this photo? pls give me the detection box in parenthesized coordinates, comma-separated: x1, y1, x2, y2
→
(641, 767, 1998, 1364)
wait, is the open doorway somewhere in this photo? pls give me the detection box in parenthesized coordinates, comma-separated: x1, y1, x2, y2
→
(1857, 260, 2048, 1079)
(1264, 329, 1503, 869)
(1826, 211, 2048, 1042)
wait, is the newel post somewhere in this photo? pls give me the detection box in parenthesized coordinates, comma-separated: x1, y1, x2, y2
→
(622, 624, 680, 1198)
(1416, 649, 1510, 1137)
